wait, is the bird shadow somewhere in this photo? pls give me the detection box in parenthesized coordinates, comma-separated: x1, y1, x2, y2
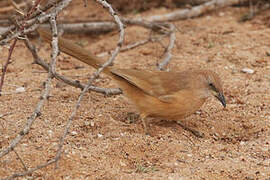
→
(119, 112, 205, 138)
(155, 120, 205, 138)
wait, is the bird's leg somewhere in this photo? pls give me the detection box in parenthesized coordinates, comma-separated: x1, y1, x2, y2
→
(140, 113, 150, 135)
(176, 121, 204, 138)
(126, 112, 140, 124)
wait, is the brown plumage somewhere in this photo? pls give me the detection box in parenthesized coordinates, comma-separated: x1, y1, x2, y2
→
(38, 28, 226, 135)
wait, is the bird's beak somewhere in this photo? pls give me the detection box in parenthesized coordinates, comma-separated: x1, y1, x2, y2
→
(215, 92, 226, 108)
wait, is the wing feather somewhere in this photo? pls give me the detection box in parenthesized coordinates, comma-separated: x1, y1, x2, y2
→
(110, 68, 193, 98)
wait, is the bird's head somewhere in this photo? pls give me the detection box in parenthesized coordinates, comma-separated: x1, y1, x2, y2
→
(197, 70, 226, 108)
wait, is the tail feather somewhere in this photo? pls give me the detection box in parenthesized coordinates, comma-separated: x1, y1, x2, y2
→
(37, 28, 110, 74)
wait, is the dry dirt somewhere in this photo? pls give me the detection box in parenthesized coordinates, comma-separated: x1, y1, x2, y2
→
(0, 1, 270, 179)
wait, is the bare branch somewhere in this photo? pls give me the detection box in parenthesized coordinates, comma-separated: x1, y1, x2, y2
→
(1, 2, 72, 179)
(0, 0, 72, 45)
(0, 0, 72, 161)
(0, 2, 26, 14)
(147, 0, 260, 22)
(0, 38, 17, 95)
(53, 0, 125, 169)
(157, 23, 176, 70)
(24, 38, 122, 95)
(13, 150, 28, 171)
(97, 32, 168, 57)
(4, 159, 56, 180)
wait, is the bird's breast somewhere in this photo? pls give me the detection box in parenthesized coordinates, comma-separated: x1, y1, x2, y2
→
(151, 90, 206, 119)
(123, 87, 206, 120)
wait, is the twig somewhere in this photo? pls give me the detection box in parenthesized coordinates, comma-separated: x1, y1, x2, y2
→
(0, 21, 117, 35)
(0, 0, 64, 40)
(0, 0, 72, 45)
(48, 15, 59, 76)
(0, 0, 262, 40)
(147, 0, 260, 22)
(0, 112, 13, 119)
(0, 2, 26, 14)
(0, 112, 13, 128)
(0, 38, 17, 96)
(3, 159, 56, 180)
(157, 23, 176, 70)
(59, 21, 117, 34)
(1, 2, 72, 180)
(0, 0, 45, 95)
(13, 149, 28, 171)
(24, 38, 122, 95)
(0, 0, 47, 95)
(97, 33, 168, 57)
(0, 0, 72, 161)
(0, 52, 52, 159)
(53, 0, 125, 169)
(239, 1, 270, 22)
(47, 13, 61, 168)
(8, 0, 24, 15)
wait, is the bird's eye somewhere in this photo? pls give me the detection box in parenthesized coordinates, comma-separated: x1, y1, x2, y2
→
(209, 82, 217, 91)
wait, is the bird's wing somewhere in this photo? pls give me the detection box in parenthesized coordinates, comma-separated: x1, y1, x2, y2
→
(110, 68, 192, 98)
(158, 94, 177, 103)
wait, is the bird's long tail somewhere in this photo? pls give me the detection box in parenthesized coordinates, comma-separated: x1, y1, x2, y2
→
(37, 28, 111, 75)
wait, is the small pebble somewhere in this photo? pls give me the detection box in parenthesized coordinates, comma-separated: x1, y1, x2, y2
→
(16, 87, 25, 93)
(120, 160, 127, 167)
(219, 12, 224, 16)
(90, 121, 95, 127)
(241, 68, 254, 74)
(48, 130, 53, 137)
(240, 141, 245, 146)
(71, 131, 78, 136)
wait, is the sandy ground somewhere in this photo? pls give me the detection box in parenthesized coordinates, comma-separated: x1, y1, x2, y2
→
(0, 1, 270, 179)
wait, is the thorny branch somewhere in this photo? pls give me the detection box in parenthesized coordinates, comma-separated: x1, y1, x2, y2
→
(1, 1, 72, 179)
(97, 32, 168, 57)
(13, 150, 27, 171)
(0, 0, 176, 178)
(53, 0, 125, 169)
(24, 38, 122, 95)
(0, 0, 64, 40)
(147, 0, 262, 22)
(0, 0, 71, 95)
(0, 0, 71, 45)
(2, 0, 124, 179)
(0, 38, 17, 95)
(0, 0, 72, 159)
(157, 23, 176, 70)
(0, 0, 257, 37)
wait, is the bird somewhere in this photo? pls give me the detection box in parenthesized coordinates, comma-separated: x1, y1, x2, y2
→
(37, 28, 226, 136)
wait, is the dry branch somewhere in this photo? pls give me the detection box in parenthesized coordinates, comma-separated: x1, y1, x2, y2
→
(0, 21, 117, 35)
(3, 159, 56, 180)
(239, 1, 270, 22)
(53, 0, 125, 169)
(0, 39, 17, 95)
(97, 33, 168, 57)
(0, 0, 70, 44)
(0, 2, 26, 13)
(157, 23, 176, 70)
(2, 0, 124, 178)
(147, 0, 261, 22)
(27, 44, 122, 95)
(1, 0, 72, 179)
(0, 0, 261, 37)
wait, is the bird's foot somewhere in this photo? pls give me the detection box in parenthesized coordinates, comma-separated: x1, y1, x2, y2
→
(176, 121, 204, 138)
